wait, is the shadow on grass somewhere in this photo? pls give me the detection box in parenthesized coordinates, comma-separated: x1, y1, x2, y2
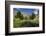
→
(20, 21, 39, 27)
(14, 21, 39, 28)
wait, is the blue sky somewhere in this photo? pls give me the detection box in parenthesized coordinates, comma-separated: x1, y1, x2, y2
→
(13, 8, 38, 15)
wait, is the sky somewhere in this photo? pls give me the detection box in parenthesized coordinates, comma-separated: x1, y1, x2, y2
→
(13, 8, 39, 16)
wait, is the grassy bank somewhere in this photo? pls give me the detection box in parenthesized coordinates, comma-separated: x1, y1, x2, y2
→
(13, 18, 39, 28)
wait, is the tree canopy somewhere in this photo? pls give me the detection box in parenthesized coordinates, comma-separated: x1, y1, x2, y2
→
(29, 12, 36, 20)
(15, 11, 24, 20)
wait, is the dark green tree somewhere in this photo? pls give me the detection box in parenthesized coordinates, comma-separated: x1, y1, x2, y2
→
(20, 14, 24, 20)
(17, 11, 21, 18)
(30, 12, 36, 20)
(15, 11, 24, 20)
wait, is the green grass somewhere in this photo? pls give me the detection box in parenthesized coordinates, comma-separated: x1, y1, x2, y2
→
(13, 17, 39, 28)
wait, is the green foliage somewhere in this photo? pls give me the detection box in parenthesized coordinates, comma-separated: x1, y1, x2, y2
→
(20, 14, 24, 20)
(29, 15, 32, 20)
(15, 11, 24, 20)
(13, 11, 39, 28)
(24, 16, 27, 20)
(17, 11, 21, 18)
(13, 17, 39, 28)
(13, 18, 21, 27)
(30, 12, 36, 20)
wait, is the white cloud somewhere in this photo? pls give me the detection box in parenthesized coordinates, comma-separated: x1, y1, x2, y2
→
(34, 10, 38, 15)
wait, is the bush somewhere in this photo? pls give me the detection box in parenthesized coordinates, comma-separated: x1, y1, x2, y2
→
(30, 12, 36, 20)
(24, 16, 27, 20)
(13, 18, 22, 27)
